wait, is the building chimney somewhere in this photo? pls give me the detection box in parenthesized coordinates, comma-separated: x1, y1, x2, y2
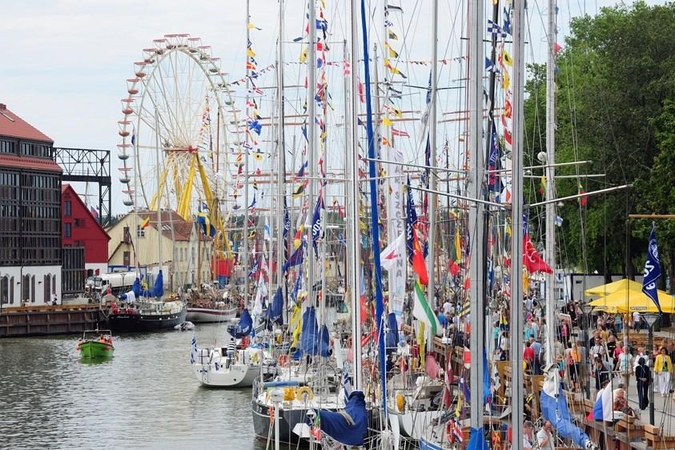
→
(0, 103, 5, 111)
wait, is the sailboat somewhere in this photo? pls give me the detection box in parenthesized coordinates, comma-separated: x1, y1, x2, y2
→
(190, 308, 276, 387)
(107, 269, 187, 332)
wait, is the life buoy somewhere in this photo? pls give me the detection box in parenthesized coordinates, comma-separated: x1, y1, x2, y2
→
(296, 386, 314, 401)
(278, 354, 290, 367)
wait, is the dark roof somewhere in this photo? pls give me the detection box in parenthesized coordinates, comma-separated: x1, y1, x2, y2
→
(0, 103, 53, 142)
(0, 154, 62, 172)
(137, 210, 194, 242)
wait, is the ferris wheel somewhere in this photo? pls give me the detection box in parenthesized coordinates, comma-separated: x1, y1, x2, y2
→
(117, 33, 243, 239)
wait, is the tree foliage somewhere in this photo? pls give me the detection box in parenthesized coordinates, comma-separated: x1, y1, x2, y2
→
(523, 1, 675, 283)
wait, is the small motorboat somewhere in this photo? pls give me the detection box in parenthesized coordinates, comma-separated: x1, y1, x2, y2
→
(175, 321, 195, 331)
(77, 329, 114, 359)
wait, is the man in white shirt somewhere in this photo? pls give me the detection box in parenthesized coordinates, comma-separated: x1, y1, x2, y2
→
(537, 420, 555, 450)
(633, 311, 641, 332)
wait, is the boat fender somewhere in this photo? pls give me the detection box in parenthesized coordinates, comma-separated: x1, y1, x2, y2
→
(395, 393, 405, 412)
(251, 352, 260, 363)
(296, 386, 314, 402)
(278, 354, 290, 367)
(283, 387, 295, 401)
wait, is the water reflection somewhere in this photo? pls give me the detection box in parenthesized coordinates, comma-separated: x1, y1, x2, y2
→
(0, 325, 274, 449)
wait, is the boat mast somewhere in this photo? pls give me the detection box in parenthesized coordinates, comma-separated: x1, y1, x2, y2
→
(510, 0, 526, 440)
(468, 0, 486, 432)
(427, 0, 438, 313)
(243, 0, 252, 303)
(275, 0, 287, 315)
(349, 0, 362, 391)
(155, 107, 163, 290)
(359, 0, 387, 416)
(544, 0, 558, 366)
(307, 0, 317, 308)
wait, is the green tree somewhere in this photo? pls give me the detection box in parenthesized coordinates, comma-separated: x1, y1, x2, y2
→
(524, 1, 675, 282)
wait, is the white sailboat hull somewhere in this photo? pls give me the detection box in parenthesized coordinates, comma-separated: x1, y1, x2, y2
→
(192, 361, 261, 387)
(186, 307, 237, 323)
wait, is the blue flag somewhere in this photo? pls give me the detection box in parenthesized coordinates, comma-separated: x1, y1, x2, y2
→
(312, 193, 323, 259)
(642, 222, 662, 313)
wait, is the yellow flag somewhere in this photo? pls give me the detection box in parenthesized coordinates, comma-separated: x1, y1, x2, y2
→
(247, 22, 261, 30)
(501, 49, 513, 66)
(385, 43, 399, 58)
(382, 117, 393, 126)
(247, 47, 256, 58)
(299, 47, 308, 63)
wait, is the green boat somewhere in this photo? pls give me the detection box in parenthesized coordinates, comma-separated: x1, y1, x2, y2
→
(77, 329, 114, 359)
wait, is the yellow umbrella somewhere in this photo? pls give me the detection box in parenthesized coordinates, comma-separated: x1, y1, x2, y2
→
(584, 279, 643, 298)
(589, 288, 675, 313)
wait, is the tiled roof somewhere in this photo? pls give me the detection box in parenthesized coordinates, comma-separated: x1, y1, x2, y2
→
(0, 104, 53, 142)
(137, 210, 194, 242)
(0, 154, 62, 172)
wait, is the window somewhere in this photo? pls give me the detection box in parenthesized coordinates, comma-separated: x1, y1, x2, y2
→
(64, 201, 71, 217)
(74, 218, 84, 227)
(123, 251, 131, 266)
(64, 222, 72, 238)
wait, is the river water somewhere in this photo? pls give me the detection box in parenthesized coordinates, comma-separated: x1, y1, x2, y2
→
(0, 324, 272, 450)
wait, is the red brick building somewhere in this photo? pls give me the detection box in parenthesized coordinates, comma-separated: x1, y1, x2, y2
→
(61, 184, 110, 278)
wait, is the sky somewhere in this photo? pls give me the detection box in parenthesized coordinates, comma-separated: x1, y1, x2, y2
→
(0, 0, 665, 215)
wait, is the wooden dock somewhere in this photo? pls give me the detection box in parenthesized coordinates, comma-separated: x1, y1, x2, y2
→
(0, 304, 103, 337)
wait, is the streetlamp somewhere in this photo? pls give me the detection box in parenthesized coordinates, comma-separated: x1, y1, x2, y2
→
(642, 311, 661, 426)
(580, 301, 593, 399)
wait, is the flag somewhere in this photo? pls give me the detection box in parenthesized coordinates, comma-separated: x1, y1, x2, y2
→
(411, 230, 428, 285)
(263, 218, 271, 241)
(388, 29, 398, 40)
(391, 128, 409, 137)
(539, 175, 547, 198)
(587, 382, 613, 421)
(283, 243, 304, 272)
(196, 212, 216, 238)
(488, 120, 501, 192)
(555, 215, 564, 227)
(89, 205, 99, 219)
(312, 194, 324, 258)
(380, 232, 405, 272)
(413, 280, 441, 336)
(189, 333, 198, 365)
(578, 183, 587, 206)
(523, 232, 553, 274)
(405, 178, 418, 264)
(141, 217, 151, 229)
(643, 222, 663, 313)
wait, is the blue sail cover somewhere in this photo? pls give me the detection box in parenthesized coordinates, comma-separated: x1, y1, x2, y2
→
(467, 428, 488, 450)
(385, 312, 399, 348)
(267, 287, 284, 325)
(235, 308, 253, 337)
(301, 307, 319, 356)
(540, 386, 592, 447)
(312, 390, 367, 446)
(319, 324, 330, 357)
(151, 270, 164, 297)
(132, 277, 141, 297)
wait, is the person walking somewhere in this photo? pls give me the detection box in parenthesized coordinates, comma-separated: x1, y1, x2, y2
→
(654, 347, 672, 397)
(635, 357, 651, 410)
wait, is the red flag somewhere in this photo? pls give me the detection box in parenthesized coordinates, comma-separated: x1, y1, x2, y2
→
(578, 183, 587, 206)
(523, 233, 553, 274)
(411, 230, 428, 285)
